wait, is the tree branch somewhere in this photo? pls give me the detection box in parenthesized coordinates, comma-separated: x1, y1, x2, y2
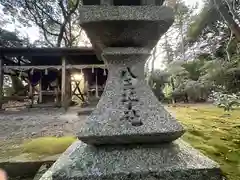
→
(35, 2, 62, 25)
(58, 0, 67, 19)
(56, 0, 80, 47)
(24, 0, 59, 37)
(63, 29, 70, 46)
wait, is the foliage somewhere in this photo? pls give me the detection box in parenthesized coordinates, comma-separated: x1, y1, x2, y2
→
(149, 70, 169, 101)
(210, 91, 240, 111)
(167, 105, 240, 180)
(0, 26, 30, 96)
(165, 58, 213, 102)
(148, 0, 240, 103)
(0, 28, 23, 47)
(155, 32, 240, 103)
(163, 83, 173, 100)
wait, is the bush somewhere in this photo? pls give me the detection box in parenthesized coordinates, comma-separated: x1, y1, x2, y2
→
(210, 91, 240, 111)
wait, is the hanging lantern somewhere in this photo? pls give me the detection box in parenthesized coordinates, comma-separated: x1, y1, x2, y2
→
(45, 68, 48, 75)
(30, 68, 34, 75)
(92, 66, 94, 73)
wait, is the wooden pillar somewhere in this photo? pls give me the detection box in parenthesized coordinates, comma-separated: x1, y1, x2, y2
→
(29, 82, 33, 106)
(0, 57, 3, 110)
(39, 78, 42, 103)
(66, 71, 72, 108)
(55, 80, 60, 106)
(95, 69, 99, 98)
(61, 57, 66, 108)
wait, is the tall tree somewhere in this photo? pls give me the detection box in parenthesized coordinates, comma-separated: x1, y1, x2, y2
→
(0, 0, 87, 47)
(188, 0, 240, 42)
(165, 0, 195, 61)
(187, 0, 240, 61)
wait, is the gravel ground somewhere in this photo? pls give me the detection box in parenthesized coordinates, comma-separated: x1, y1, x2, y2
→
(0, 106, 91, 179)
(0, 107, 88, 142)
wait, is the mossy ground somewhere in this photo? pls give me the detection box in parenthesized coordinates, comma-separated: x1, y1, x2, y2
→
(0, 137, 76, 161)
(22, 136, 76, 156)
(167, 104, 240, 180)
(1, 105, 239, 179)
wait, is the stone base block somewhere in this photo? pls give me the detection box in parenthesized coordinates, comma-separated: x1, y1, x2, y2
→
(40, 140, 223, 180)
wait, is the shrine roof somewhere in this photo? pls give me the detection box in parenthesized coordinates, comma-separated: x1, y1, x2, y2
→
(0, 47, 94, 56)
(0, 47, 103, 66)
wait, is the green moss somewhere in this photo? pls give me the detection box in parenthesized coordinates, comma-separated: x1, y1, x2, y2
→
(0, 143, 23, 161)
(23, 137, 76, 156)
(167, 105, 240, 180)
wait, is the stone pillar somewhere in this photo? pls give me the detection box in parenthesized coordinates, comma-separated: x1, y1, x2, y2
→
(79, 47, 184, 144)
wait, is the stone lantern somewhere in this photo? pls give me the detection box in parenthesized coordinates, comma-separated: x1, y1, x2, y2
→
(40, 1, 223, 180)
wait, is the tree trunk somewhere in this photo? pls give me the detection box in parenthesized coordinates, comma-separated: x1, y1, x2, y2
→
(215, 0, 240, 41)
(180, 20, 186, 61)
(165, 34, 172, 64)
(170, 77, 176, 103)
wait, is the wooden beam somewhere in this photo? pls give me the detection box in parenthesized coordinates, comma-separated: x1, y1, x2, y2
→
(3, 64, 106, 71)
(0, 47, 95, 56)
(61, 57, 66, 108)
(0, 57, 3, 110)
(3, 96, 27, 101)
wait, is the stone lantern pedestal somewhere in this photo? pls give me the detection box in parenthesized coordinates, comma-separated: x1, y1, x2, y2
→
(40, 2, 223, 180)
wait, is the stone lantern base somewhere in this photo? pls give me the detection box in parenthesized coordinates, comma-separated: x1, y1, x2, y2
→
(40, 140, 223, 180)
